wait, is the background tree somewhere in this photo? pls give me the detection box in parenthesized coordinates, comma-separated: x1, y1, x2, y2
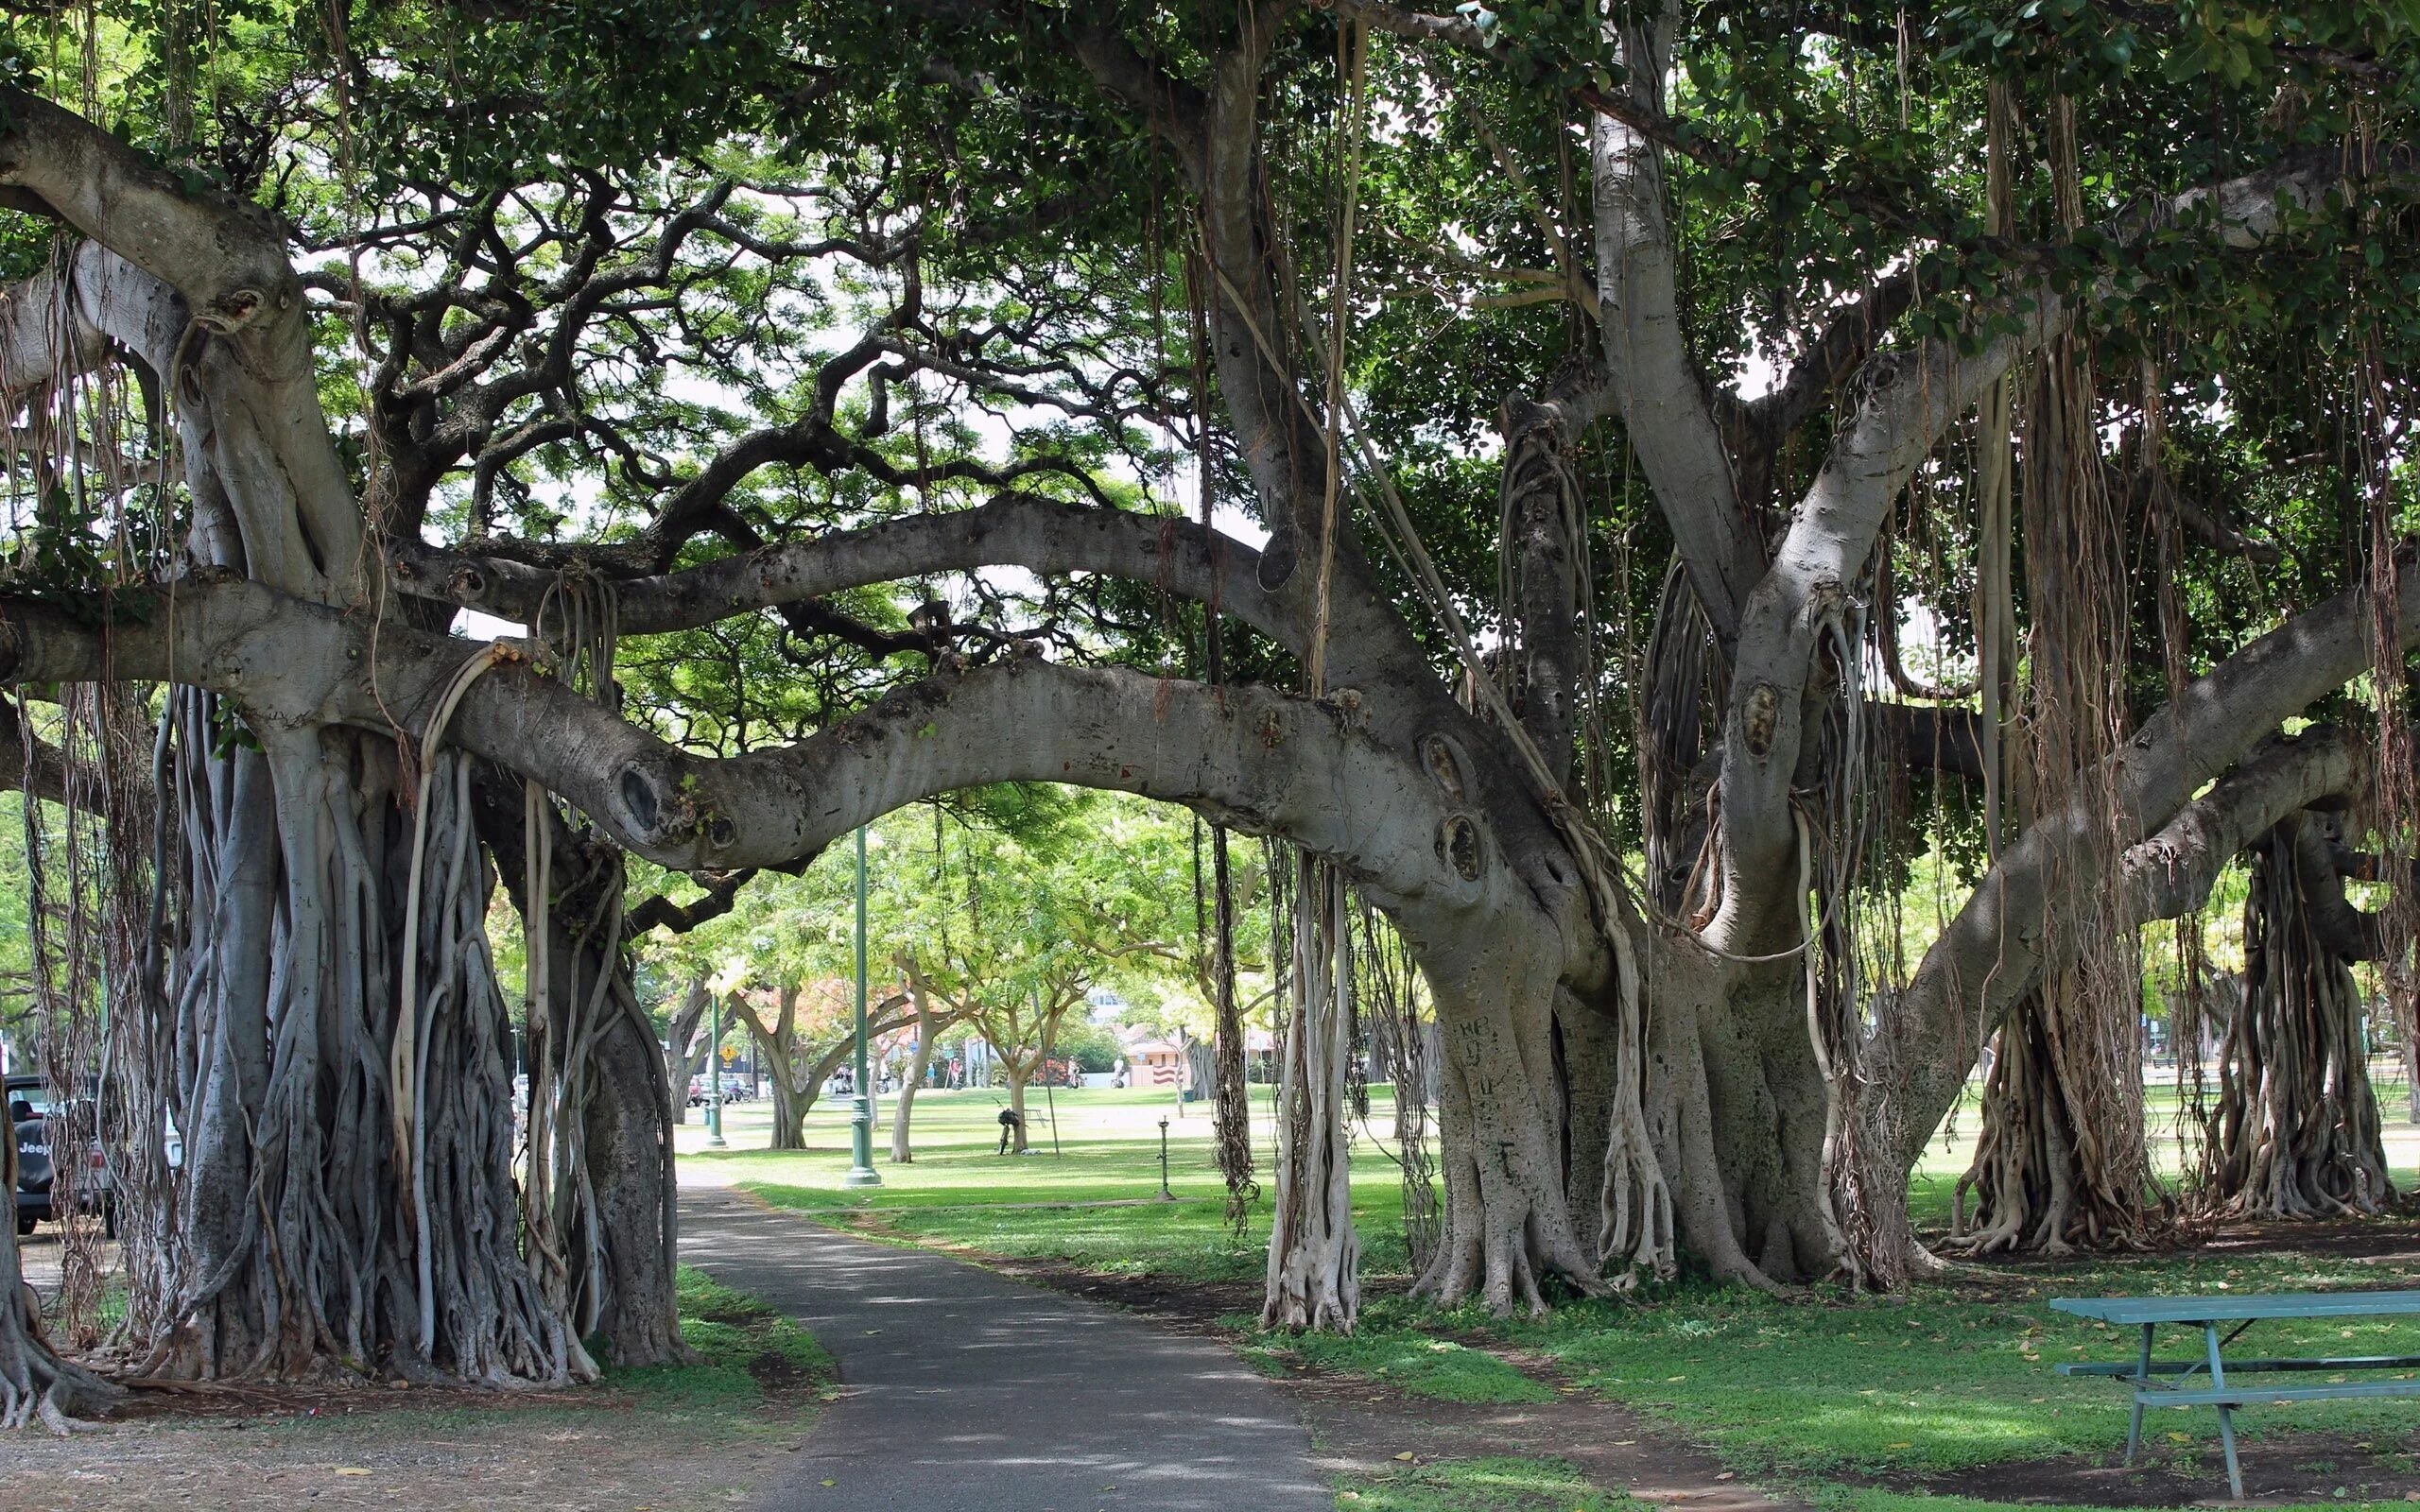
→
(663, 978, 715, 1125)
(731, 979, 914, 1151)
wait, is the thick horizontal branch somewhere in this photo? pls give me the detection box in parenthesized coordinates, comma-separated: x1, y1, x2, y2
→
(0, 574, 1497, 926)
(0, 88, 295, 328)
(390, 495, 1297, 651)
(1870, 702, 1983, 782)
(2123, 725, 2369, 925)
(1876, 555, 2420, 1176)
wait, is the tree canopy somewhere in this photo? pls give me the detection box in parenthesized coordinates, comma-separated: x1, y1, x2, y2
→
(3, 0, 2420, 1413)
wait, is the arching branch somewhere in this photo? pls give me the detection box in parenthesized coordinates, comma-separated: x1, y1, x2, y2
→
(1884, 553, 2420, 1168)
(391, 495, 1298, 650)
(0, 576, 1495, 924)
(2125, 725, 2370, 926)
(0, 87, 292, 322)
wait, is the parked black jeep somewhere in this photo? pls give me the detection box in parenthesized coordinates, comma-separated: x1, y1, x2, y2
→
(9, 1074, 114, 1239)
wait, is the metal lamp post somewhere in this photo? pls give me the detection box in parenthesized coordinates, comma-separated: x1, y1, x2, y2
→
(844, 825, 883, 1188)
(705, 988, 727, 1148)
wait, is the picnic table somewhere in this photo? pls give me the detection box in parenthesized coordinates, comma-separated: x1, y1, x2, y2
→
(2051, 1290, 2420, 1500)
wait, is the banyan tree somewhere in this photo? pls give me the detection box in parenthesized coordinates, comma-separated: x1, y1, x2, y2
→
(6, 0, 2420, 1414)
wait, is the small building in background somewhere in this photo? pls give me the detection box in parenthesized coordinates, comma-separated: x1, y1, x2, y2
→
(1122, 1038, 1186, 1090)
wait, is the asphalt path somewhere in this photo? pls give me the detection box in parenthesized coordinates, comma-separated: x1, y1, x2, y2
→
(680, 1186, 1334, 1512)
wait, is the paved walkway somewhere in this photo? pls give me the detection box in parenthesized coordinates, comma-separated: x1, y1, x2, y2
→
(679, 1187, 1334, 1512)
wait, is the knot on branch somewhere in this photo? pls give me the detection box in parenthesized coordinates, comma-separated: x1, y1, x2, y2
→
(1420, 732, 1469, 799)
(193, 285, 271, 335)
(612, 752, 718, 855)
(1742, 681, 1780, 757)
(1438, 814, 1485, 882)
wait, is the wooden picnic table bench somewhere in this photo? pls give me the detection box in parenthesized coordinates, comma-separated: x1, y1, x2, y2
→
(2050, 1290, 2420, 1501)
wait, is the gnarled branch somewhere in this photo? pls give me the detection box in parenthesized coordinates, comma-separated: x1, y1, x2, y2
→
(391, 495, 1297, 650)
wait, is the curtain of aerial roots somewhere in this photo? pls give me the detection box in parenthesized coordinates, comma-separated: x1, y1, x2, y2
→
(2204, 816, 2395, 1217)
(1952, 217, 2159, 1249)
(1206, 823, 1257, 1235)
(2, 690, 129, 1430)
(1359, 902, 1440, 1276)
(516, 815, 650, 1361)
(1816, 586, 1916, 1288)
(17, 689, 123, 1344)
(1262, 853, 1359, 1332)
(516, 573, 651, 1366)
(1642, 561, 1720, 919)
(124, 687, 571, 1383)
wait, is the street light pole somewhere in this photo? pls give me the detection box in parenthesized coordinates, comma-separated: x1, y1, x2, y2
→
(844, 824, 882, 1188)
(705, 988, 727, 1148)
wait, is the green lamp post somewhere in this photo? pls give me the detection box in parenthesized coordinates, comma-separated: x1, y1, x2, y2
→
(704, 988, 727, 1149)
(844, 824, 883, 1188)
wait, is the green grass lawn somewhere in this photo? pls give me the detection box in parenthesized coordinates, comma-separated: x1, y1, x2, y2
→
(1335, 1455, 1645, 1512)
(1493, 1246, 2420, 1478)
(1235, 1297, 1557, 1403)
(688, 1083, 1421, 1281)
(602, 1265, 836, 1422)
(682, 1083, 2420, 1512)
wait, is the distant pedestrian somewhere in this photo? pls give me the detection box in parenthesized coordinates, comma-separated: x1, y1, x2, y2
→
(996, 1107, 1023, 1155)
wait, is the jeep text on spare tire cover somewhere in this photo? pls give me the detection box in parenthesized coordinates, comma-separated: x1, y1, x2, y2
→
(14, 1117, 50, 1192)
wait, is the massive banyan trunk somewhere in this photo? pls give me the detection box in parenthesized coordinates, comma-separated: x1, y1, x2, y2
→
(130, 724, 572, 1383)
(2205, 811, 2395, 1218)
(0, 94, 646, 1389)
(1398, 798, 1609, 1307)
(118, 415, 584, 1383)
(1642, 950, 1846, 1286)
(478, 778, 682, 1368)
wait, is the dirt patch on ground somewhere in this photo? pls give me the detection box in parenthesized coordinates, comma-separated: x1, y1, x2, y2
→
(981, 1256, 1264, 1334)
(100, 1375, 623, 1423)
(8, 1314, 827, 1512)
(7, 1400, 811, 1512)
(1280, 1351, 1818, 1512)
(1872, 1431, 2420, 1507)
